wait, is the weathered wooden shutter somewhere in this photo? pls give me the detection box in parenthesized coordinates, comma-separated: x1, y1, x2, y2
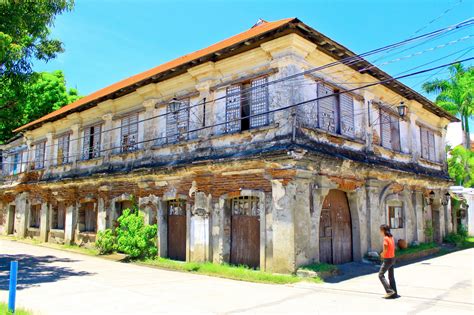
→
(390, 116, 401, 151)
(428, 131, 436, 161)
(82, 127, 91, 160)
(57, 134, 70, 164)
(340, 94, 354, 138)
(121, 114, 138, 151)
(226, 85, 242, 132)
(176, 100, 189, 140)
(380, 110, 392, 149)
(420, 128, 429, 159)
(250, 77, 269, 128)
(166, 103, 178, 143)
(317, 83, 337, 133)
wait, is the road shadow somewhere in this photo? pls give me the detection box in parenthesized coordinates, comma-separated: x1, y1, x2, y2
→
(0, 254, 95, 290)
(325, 250, 450, 283)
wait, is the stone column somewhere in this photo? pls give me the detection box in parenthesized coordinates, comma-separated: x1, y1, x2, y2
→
(97, 197, 107, 232)
(64, 203, 76, 245)
(195, 81, 212, 139)
(189, 192, 212, 262)
(271, 179, 296, 273)
(45, 132, 54, 169)
(39, 203, 50, 242)
(412, 190, 424, 242)
(101, 113, 113, 161)
(15, 193, 28, 238)
(366, 180, 383, 252)
(157, 200, 167, 258)
(70, 123, 80, 165)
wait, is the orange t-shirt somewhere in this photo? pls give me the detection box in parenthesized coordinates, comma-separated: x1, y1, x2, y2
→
(383, 236, 395, 259)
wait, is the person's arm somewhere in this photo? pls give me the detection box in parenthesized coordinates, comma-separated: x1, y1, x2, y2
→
(381, 238, 388, 259)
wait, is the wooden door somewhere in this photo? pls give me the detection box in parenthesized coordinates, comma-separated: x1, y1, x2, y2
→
(167, 200, 187, 261)
(230, 197, 260, 268)
(319, 190, 352, 264)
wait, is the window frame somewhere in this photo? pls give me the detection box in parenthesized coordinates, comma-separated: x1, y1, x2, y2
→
(420, 126, 437, 162)
(56, 133, 70, 165)
(29, 204, 41, 228)
(166, 99, 190, 143)
(33, 141, 46, 170)
(379, 108, 401, 152)
(120, 113, 139, 152)
(388, 205, 404, 229)
(82, 124, 102, 160)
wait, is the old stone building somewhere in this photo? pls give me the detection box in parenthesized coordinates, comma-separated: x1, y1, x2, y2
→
(0, 18, 456, 273)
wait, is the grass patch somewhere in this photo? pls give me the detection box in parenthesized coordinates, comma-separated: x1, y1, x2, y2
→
(460, 236, 474, 249)
(396, 242, 437, 256)
(0, 302, 33, 315)
(299, 262, 338, 273)
(140, 257, 321, 284)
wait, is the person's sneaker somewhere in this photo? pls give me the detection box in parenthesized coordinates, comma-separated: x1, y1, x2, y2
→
(383, 292, 396, 299)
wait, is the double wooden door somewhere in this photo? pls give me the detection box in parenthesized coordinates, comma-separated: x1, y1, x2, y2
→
(319, 189, 352, 264)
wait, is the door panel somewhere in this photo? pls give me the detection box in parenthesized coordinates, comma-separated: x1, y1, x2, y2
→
(167, 215, 186, 261)
(230, 215, 260, 268)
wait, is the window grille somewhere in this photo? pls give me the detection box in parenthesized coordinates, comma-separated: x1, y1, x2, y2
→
(121, 113, 139, 152)
(167, 199, 186, 216)
(231, 196, 260, 217)
(250, 77, 269, 128)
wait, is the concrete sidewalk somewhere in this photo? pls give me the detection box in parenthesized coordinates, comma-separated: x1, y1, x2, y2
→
(0, 240, 473, 314)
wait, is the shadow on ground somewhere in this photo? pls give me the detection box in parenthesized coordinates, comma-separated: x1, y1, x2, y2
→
(0, 254, 95, 290)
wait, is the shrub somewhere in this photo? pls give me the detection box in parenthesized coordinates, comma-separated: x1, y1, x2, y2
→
(95, 229, 116, 254)
(444, 225, 469, 245)
(116, 208, 158, 259)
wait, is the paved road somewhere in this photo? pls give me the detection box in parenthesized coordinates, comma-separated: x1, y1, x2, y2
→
(0, 240, 472, 314)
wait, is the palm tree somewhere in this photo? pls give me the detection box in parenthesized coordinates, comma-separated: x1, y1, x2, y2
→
(423, 63, 474, 148)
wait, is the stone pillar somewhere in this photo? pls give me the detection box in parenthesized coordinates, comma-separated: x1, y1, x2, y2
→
(70, 123, 81, 165)
(195, 81, 212, 139)
(412, 190, 424, 242)
(15, 193, 28, 238)
(271, 179, 296, 273)
(143, 100, 157, 150)
(189, 192, 212, 262)
(64, 203, 76, 245)
(309, 186, 330, 263)
(45, 132, 54, 169)
(97, 197, 107, 232)
(39, 203, 49, 242)
(101, 113, 113, 161)
(366, 180, 383, 252)
(157, 200, 167, 258)
(347, 188, 367, 261)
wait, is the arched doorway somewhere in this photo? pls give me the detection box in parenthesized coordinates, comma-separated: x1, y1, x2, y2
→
(319, 189, 352, 264)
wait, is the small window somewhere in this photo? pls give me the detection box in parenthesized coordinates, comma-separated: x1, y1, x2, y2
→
(78, 202, 97, 233)
(225, 77, 269, 133)
(420, 127, 436, 161)
(51, 204, 65, 230)
(388, 206, 403, 229)
(166, 99, 190, 143)
(167, 199, 186, 216)
(34, 141, 46, 169)
(379, 109, 401, 151)
(316, 83, 354, 137)
(12, 151, 23, 175)
(57, 133, 70, 165)
(82, 124, 102, 160)
(121, 113, 139, 152)
(29, 204, 41, 228)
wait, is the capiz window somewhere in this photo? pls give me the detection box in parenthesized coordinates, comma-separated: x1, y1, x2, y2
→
(388, 206, 403, 229)
(225, 76, 269, 133)
(121, 113, 139, 152)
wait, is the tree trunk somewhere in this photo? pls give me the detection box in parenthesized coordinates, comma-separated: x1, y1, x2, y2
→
(464, 115, 471, 149)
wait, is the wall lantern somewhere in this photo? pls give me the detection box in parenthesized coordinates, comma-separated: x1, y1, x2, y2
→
(397, 101, 407, 118)
(169, 98, 181, 113)
(425, 190, 436, 205)
(441, 192, 450, 206)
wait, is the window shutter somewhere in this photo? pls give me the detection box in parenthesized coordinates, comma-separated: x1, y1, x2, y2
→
(176, 100, 189, 140)
(380, 110, 392, 149)
(82, 128, 91, 160)
(340, 93, 354, 138)
(250, 77, 269, 128)
(92, 125, 101, 158)
(420, 128, 429, 159)
(121, 114, 138, 150)
(226, 85, 242, 133)
(390, 116, 401, 151)
(428, 131, 436, 161)
(166, 103, 178, 143)
(317, 83, 337, 133)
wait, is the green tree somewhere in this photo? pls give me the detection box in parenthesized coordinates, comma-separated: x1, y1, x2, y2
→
(423, 63, 474, 148)
(0, 70, 80, 143)
(447, 145, 474, 187)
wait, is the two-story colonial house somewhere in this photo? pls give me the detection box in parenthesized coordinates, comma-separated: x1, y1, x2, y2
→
(0, 18, 457, 273)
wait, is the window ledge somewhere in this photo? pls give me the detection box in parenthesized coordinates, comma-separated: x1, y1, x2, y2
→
(373, 144, 411, 157)
(419, 157, 443, 166)
(28, 227, 40, 231)
(77, 231, 96, 235)
(50, 228, 65, 233)
(77, 156, 103, 164)
(300, 126, 365, 144)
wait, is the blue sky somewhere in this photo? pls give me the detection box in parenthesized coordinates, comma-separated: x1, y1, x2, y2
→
(35, 0, 473, 99)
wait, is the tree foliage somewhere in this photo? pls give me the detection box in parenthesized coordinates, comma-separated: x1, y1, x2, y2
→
(0, 70, 80, 143)
(423, 63, 474, 148)
(447, 145, 474, 187)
